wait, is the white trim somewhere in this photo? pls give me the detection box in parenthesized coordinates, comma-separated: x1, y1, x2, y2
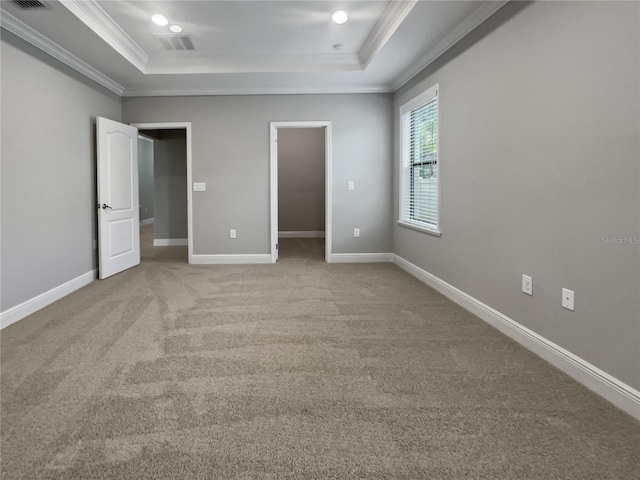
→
(399, 84, 441, 233)
(0, 270, 96, 330)
(56, 0, 409, 77)
(122, 85, 392, 97)
(0, 11, 124, 95)
(278, 231, 325, 238)
(270, 123, 279, 263)
(140, 218, 155, 226)
(153, 238, 187, 246)
(59, 0, 148, 73)
(399, 84, 438, 115)
(131, 123, 193, 265)
(325, 125, 333, 264)
(392, 255, 640, 421)
(397, 219, 442, 237)
(270, 122, 332, 264)
(191, 254, 272, 265)
(359, 0, 418, 68)
(390, 1, 509, 91)
(1, 0, 504, 98)
(327, 253, 393, 264)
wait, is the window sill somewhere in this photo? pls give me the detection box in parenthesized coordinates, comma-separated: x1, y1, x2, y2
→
(397, 220, 442, 237)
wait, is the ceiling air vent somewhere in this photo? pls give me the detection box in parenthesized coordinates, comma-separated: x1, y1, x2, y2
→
(12, 0, 49, 9)
(153, 33, 196, 51)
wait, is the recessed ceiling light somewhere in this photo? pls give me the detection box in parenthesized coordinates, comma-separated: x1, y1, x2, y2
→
(332, 10, 348, 25)
(152, 14, 168, 26)
(169, 24, 182, 33)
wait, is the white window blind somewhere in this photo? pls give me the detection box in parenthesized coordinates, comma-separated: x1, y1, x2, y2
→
(400, 85, 439, 233)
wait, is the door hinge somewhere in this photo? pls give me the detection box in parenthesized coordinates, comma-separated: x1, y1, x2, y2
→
(276, 243, 278, 250)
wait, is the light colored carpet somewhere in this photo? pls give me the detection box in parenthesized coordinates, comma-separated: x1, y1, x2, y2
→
(1, 226, 638, 479)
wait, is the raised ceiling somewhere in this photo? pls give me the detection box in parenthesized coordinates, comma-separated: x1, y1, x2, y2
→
(1, 0, 508, 96)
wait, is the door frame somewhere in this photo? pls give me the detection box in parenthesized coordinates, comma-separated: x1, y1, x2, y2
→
(131, 122, 193, 264)
(270, 121, 332, 263)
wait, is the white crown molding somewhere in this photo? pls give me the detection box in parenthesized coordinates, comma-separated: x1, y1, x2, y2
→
(0, 10, 124, 95)
(55, 0, 409, 75)
(359, 0, 417, 68)
(122, 84, 392, 97)
(59, 0, 148, 73)
(1, 1, 506, 97)
(390, 0, 510, 91)
(0, 10, 385, 97)
(56, 0, 385, 76)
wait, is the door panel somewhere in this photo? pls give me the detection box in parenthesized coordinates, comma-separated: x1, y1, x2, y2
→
(97, 117, 140, 279)
(109, 218, 134, 256)
(108, 144, 133, 209)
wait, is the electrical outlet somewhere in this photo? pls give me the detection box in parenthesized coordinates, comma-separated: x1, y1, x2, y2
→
(354, 228, 360, 238)
(230, 229, 236, 239)
(522, 274, 533, 295)
(562, 288, 574, 311)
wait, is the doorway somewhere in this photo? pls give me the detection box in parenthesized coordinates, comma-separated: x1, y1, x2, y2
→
(132, 122, 193, 264)
(270, 122, 332, 263)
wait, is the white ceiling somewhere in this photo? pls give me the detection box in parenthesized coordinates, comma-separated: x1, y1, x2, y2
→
(1, 0, 508, 96)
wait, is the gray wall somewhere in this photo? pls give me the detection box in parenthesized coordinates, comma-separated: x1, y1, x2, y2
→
(1, 31, 122, 312)
(278, 128, 325, 233)
(138, 136, 154, 223)
(393, 1, 639, 388)
(123, 94, 393, 255)
(152, 130, 188, 240)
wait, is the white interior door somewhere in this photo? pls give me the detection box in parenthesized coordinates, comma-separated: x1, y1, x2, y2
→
(97, 117, 140, 279)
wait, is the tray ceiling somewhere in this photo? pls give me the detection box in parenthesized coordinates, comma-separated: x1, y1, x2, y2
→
(1, 0, 508, 96)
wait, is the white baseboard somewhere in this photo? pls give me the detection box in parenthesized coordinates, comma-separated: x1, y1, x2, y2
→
(191, 254, 272, 265)
(140, 218, 155, 225)
(0, 270, 96, 330)
(328, 253, 393, 263)
(392, 254, 640, 421)
(153, 238, 188, 246)
(279, 231, 325, 238)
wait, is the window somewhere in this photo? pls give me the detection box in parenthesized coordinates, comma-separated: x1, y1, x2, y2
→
(399, 84, 440, 235)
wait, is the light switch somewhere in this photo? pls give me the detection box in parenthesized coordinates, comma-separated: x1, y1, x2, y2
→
(348, 180, 355, 190)
(193, 182, 206, 192)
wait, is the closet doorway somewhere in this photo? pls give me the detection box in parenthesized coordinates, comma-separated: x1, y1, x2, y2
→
(270, 122, 332, 263)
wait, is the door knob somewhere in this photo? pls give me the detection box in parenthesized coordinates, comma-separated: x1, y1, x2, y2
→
(101, 204, 112, 210)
